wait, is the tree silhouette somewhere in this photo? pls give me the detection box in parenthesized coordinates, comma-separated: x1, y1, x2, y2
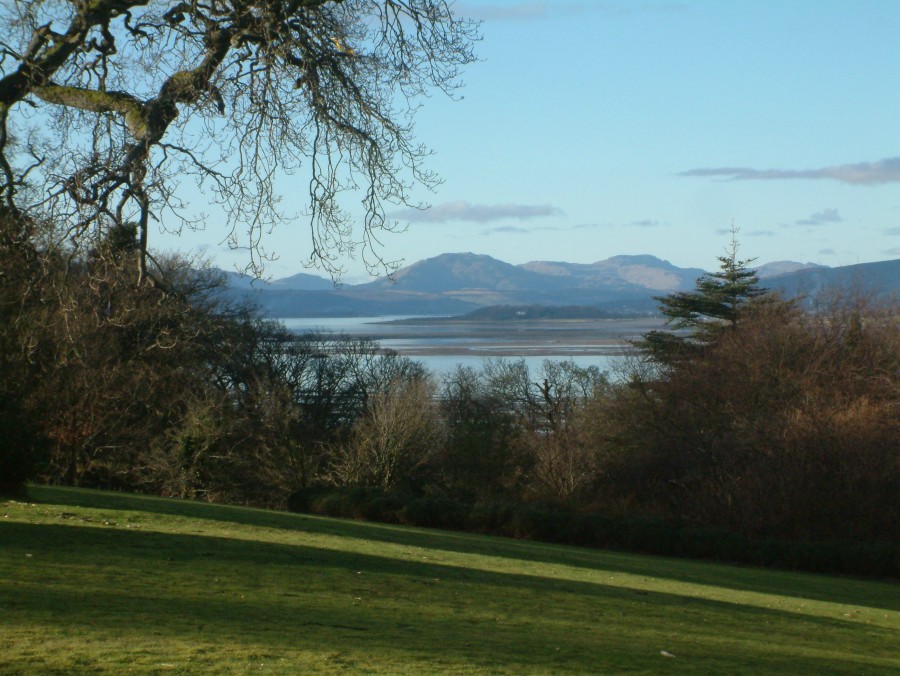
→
(638, 228, 768, 365)
(0, 0, 478, 281)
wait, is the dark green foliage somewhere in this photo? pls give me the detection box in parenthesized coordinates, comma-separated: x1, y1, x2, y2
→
(638, 231, 767, 365)
(0, 398, 44, 496)
(0, 209, 51, 495)
(287, 486, 899, 577)
(435, 366, 525, 500)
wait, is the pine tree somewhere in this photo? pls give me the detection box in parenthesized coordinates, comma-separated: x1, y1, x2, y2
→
(638, 229, 767, 365)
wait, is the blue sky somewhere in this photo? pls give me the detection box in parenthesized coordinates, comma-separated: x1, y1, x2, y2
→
(159, 0, 900, 281)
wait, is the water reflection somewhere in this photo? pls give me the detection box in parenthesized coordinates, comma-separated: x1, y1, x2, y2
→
(278, 315, 647, 376)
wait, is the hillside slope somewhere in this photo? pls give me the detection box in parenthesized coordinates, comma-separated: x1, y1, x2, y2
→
(1, 486, 898, 674)
(764, 258, 900, 299)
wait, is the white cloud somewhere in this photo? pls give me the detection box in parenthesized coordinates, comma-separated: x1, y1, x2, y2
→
(573, 222, 614, 230)
(485, 225, 532, 235)
(681, 157, 900, 185)
(818, 248, 837, 256)
(394, 201, 561, 223)
(796, 208, 843, 226)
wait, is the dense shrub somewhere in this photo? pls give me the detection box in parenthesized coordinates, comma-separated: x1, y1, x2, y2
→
(3, 212, 429, 507)
(0, 398, 45, 496)
(433, 365, 527, 500)
(597, 294, 899, 543)
(0, 209, 53, 495)
(286, 486, 899, 577)
(399, 495, 472, 531)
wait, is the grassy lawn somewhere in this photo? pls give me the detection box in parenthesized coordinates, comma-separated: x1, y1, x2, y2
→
(1, 486, 898, 674)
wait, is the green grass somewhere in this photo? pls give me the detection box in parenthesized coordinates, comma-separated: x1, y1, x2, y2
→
(2, 486, 898, 674)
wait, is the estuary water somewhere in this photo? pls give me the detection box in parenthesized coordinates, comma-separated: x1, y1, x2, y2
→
(278, 315, 661, 377)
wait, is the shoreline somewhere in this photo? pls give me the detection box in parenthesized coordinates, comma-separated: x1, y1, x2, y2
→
(281, 316, 663, 359)
(382, 340, 638, 358)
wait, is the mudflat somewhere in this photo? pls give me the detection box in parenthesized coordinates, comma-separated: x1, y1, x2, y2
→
(371, 317, 667, 356)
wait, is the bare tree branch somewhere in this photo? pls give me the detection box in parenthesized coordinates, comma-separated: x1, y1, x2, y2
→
(0, 0, 478, 280)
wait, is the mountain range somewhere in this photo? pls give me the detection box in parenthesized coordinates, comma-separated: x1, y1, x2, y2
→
(220, 253, 898, 317)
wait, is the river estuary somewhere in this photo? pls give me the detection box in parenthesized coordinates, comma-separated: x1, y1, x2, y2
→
(279, 315, 666, 377)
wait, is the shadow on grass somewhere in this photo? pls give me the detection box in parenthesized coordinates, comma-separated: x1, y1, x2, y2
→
(2, 519, 897, 674)
(23, 484, 900, 613)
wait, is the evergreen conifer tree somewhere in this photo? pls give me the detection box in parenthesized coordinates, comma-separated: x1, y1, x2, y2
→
(638, 229, 767, 365)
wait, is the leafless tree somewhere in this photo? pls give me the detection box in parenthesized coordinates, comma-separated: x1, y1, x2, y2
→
(329, 376, 439, 490)
(0, 0, 477, 282)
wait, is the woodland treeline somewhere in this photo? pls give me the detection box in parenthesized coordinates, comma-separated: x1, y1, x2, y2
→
(2, 0, 895, 576)
(3, 212, 898, 573)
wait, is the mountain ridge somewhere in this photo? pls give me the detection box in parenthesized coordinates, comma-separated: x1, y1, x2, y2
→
(218, 252, 898, 317)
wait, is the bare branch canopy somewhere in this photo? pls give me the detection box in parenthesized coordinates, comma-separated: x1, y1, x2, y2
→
(0, 0, 478, 279)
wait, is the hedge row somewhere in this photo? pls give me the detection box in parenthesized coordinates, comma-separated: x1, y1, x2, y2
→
(287, 486, 899, 578)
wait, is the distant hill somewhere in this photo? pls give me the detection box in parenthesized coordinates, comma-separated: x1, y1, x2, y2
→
(217, 252, 898, 317)
(270, 271, 336, 291)
(763, 259, 900, 300)
(754, 261, 827, 279)
(219, 270, 269, 291)
(361, 252, 547, 293)
(521, 255, 705, 292)
(247, 288, 478, 317)
(219, 269, 335, 291)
